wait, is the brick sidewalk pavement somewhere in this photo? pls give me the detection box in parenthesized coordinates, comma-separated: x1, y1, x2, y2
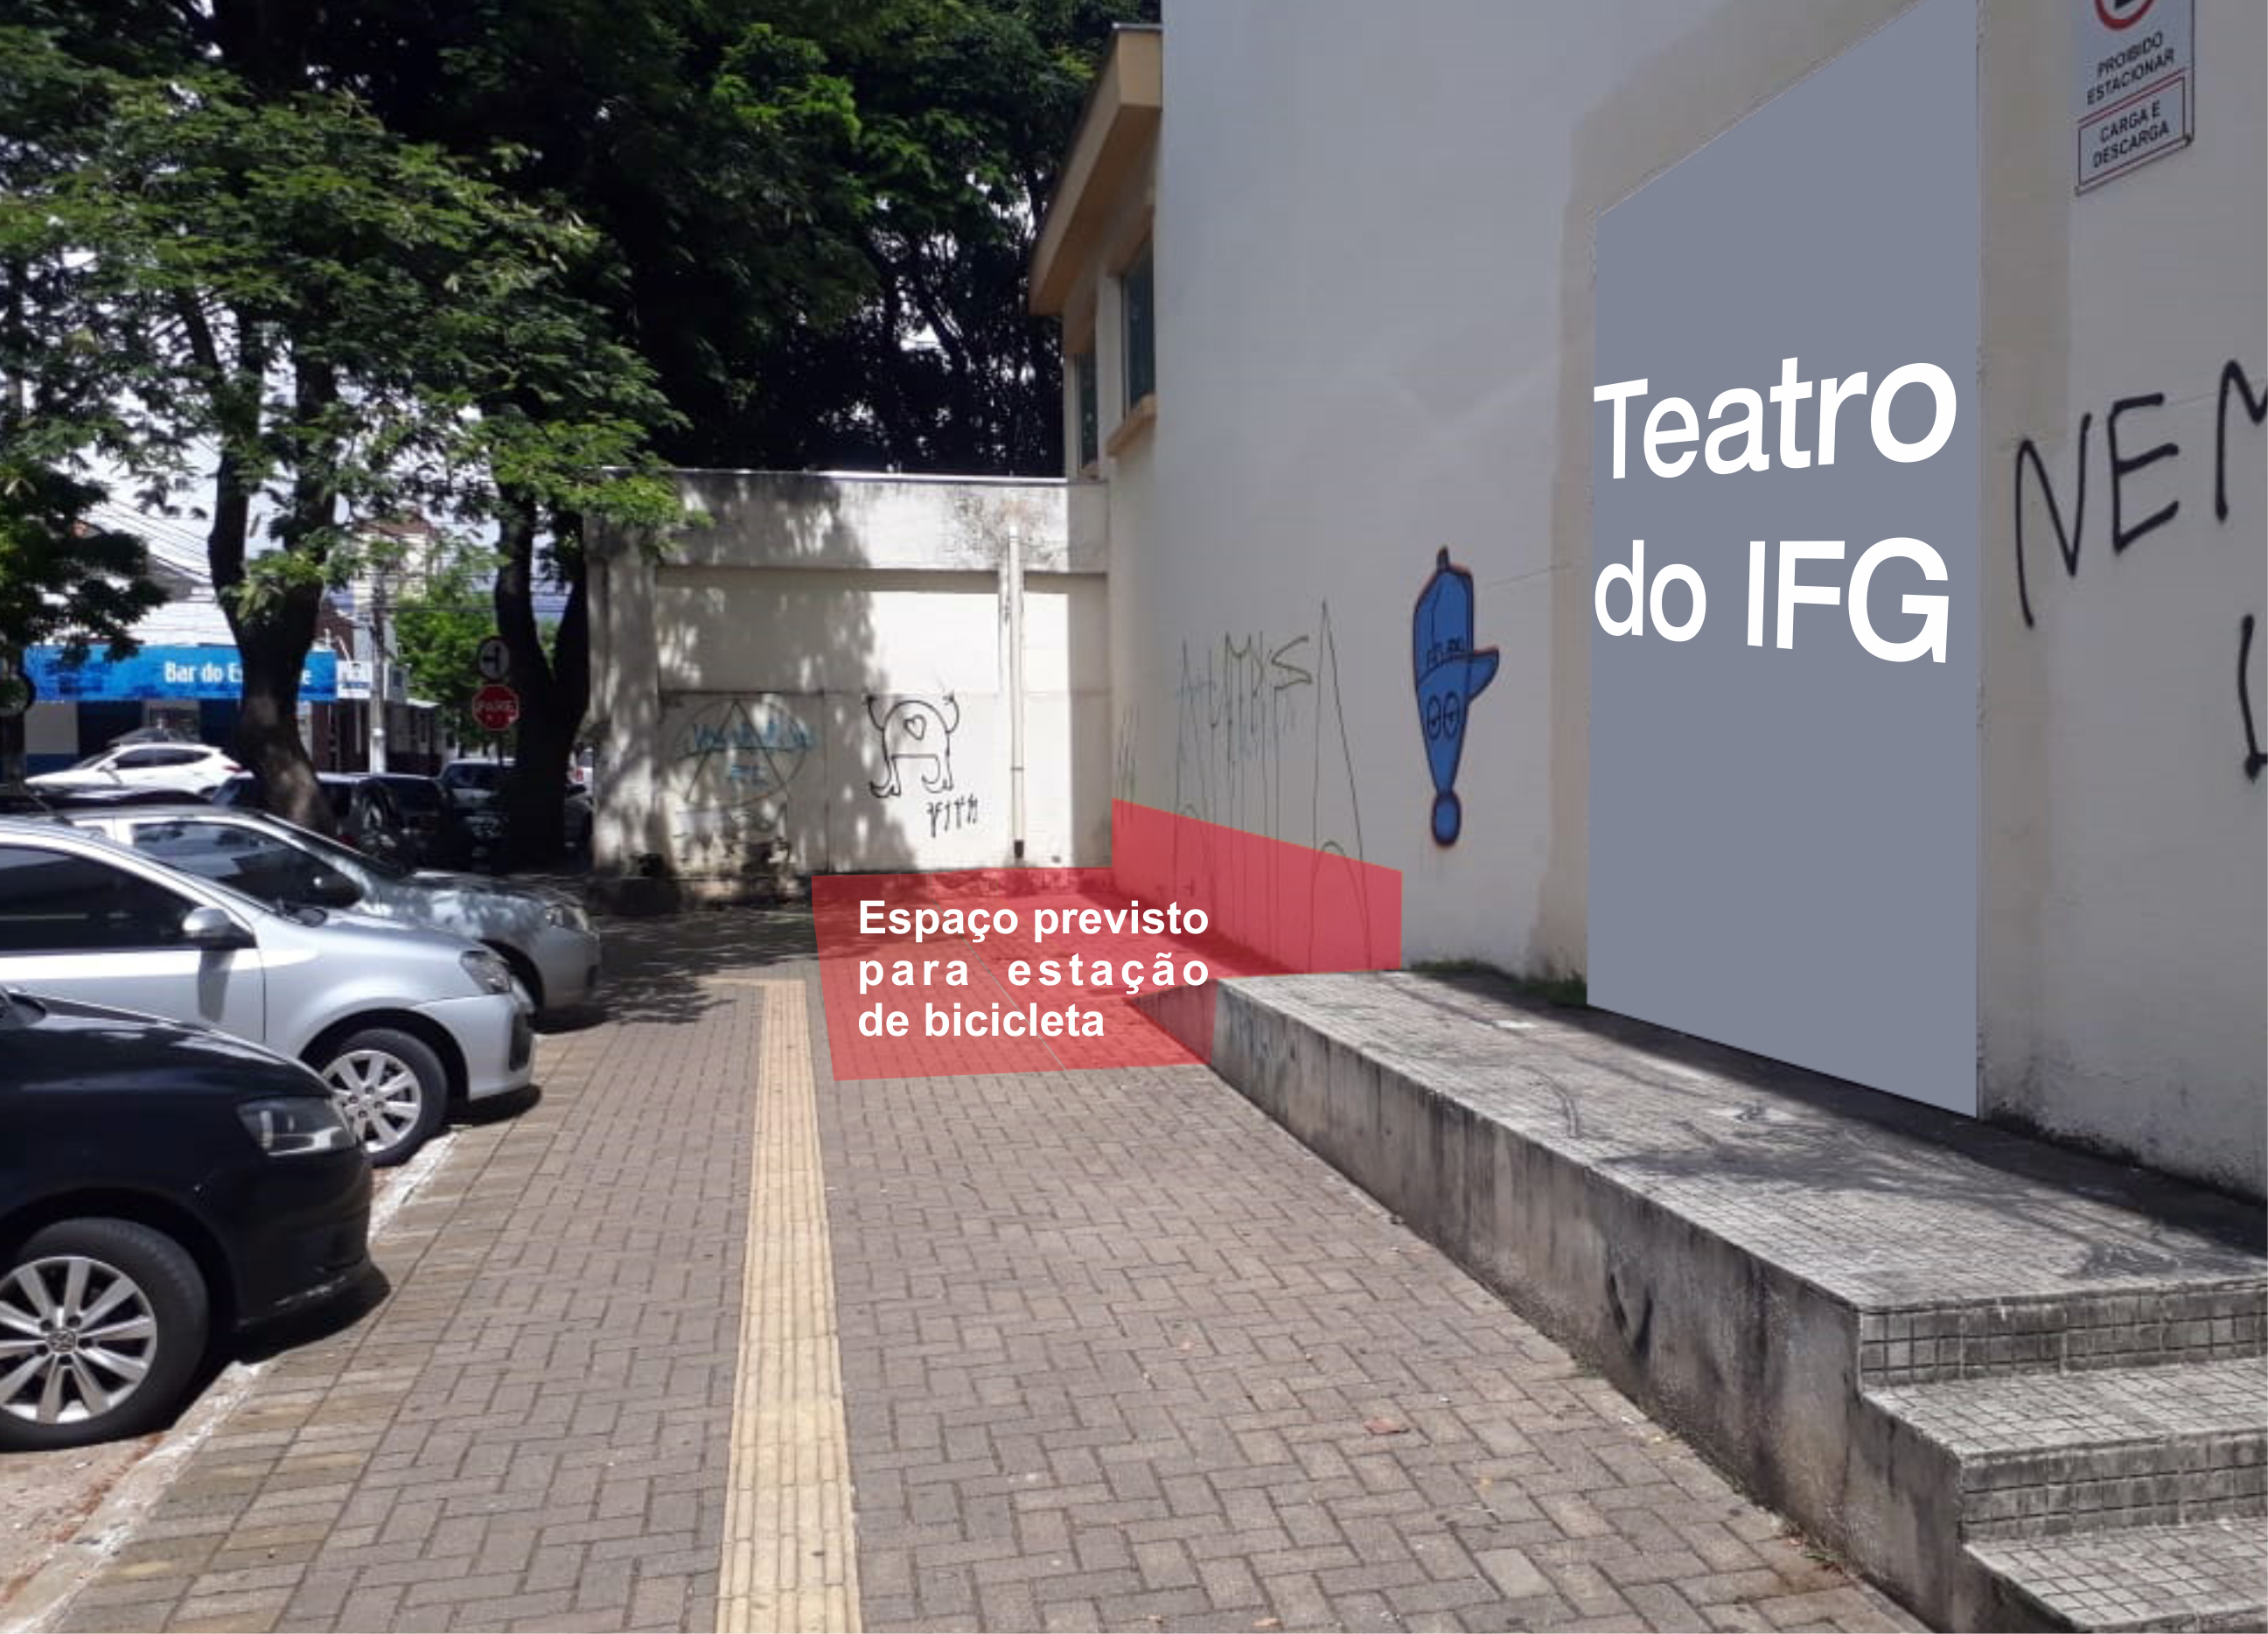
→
(29, 911, 1918, 1633)
(816, 1039, 1916, 1634)
(45, 918, 797, 1634)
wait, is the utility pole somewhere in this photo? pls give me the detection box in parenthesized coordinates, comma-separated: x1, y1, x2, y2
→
(2, 259, 30, 784)
(366, 580, 390, 775)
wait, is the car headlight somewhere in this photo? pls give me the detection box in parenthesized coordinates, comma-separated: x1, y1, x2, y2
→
(543, 900, 591, 932)
(239, 1097, 358, 1156)
(460, 948, 515, 995)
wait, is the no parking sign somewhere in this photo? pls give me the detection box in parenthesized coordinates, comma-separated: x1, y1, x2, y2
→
(2074, 0, 2194, 192)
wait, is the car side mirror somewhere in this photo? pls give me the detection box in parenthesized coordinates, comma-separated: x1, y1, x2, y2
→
(305, 868, 363, 908)
(180, 905, 255, 949)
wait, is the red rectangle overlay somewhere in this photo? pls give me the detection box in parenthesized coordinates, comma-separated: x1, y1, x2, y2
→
(810, 803, 1401, 1080)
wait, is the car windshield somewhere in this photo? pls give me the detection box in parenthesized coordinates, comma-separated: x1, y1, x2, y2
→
(377, 778, 443, 812)
(447, 764, 506, 789)
(66, 750, 117, 771)
(66, 827, 296, 923)
(251, 811, 413, 881)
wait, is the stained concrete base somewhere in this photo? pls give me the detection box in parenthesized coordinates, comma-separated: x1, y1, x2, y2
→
(1158, 971, 2268, 1631)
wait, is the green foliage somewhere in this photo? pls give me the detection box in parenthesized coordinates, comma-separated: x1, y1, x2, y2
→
(1, 0, 1142, 831)
(389, 554, 502, 745)
(326, 0, 1149, 477)
(666, 0, 1156, 472)
(0, 11, 689, 820)
(16, 37, 678, 567)
(0, 459, 165, 663)
(0, 24, 165, 663)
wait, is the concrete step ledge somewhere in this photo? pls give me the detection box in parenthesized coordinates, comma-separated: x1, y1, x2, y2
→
(1184, 971, 2268, 1630)
(1966, 1517, 2268, 1631)
(1859, 1289, 2268, 1386)
(1867, 1359, 2268, 1539)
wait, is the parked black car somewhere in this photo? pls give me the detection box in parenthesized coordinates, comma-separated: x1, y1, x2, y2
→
(363, 774, 450, 869)
(0, 990, 372, 1450)
(436, 760, 590, 868)
(212, 772, 414, 866)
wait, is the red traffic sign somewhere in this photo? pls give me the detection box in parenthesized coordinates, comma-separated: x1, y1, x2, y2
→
(471, 683, 520, 733)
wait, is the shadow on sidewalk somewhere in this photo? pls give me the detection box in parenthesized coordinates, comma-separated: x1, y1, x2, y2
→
(581, 904, 818, 1029)
(1409, 967, 2268, 1258)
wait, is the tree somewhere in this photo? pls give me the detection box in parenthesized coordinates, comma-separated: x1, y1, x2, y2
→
(0, 23, 166, 773)
(694, 0, 1155, 474)
(0, 467, 165, 668)
(6, 1, 1143, 849)
(323, 0, 1147, 858)
(319, 0, 876, 858)
(3, 16, 679, 831)
(390, 555, 499, 748)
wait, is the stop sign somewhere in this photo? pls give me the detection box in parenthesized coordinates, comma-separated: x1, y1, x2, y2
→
(471, 682, 520, 732)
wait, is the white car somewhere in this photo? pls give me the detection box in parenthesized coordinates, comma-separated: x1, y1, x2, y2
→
(0, 819, 534, 1164)
(28, 742, 242, 796)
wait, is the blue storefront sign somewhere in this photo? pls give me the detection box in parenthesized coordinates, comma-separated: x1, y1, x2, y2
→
(25, 644, 338, 703)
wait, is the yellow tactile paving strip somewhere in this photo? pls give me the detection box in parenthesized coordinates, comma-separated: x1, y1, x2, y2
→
(717, 978, 861, 1633)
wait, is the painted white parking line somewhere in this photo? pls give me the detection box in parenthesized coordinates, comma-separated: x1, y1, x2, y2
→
(0, 1134, 454, 1634)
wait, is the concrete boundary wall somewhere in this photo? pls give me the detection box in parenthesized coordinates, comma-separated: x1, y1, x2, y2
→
(588, 471, 1111, 895)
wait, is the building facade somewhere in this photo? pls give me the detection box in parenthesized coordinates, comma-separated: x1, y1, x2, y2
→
(18, 507, 442, 777)
(1030, 3, 2267, 1197)
(589, 471, 1111, 890)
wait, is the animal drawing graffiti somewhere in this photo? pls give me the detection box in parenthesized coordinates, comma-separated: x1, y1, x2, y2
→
(868, 693, 960, 798)
(1413, 548, 1499, 845)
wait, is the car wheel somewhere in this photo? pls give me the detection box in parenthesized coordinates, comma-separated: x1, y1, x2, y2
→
(318, 1028, 448, 1166)
(0, 1219, 209, 1452)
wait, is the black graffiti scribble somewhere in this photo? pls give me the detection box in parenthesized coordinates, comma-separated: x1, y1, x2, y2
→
(2241, 616, 2266, 784)
(926, 793, 979, 836)
(2107, 393, 2180, 554)
(2013, 414, 2092, 629)
(2219, 360, 2268, 523)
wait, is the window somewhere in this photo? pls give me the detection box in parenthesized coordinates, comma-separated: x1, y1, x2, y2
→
(0, 846, 196, 952)
(1072, 350, 1099, 469)
(122, 820, 324, 904)
(109, 745, 202, 770)
(1121, 242, 1155, 408)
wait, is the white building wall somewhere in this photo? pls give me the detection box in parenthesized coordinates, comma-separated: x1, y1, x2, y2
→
(1133, 0, 1916, 974)
(590, 471, 1110, 885)
(1978, 0, 2266, 1191)
(1116, 0, 2265, 1193)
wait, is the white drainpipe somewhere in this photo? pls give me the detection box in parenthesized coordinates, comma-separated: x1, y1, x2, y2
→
(1006, 524, 1028, 863)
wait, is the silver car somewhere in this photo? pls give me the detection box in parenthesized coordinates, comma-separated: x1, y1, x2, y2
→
(0, 819, 532, 1165)
(67, 804, 601, 1015)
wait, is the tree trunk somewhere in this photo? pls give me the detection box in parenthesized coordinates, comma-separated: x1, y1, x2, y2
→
(0, 687, 23, 785)
(493, 500, 584, 866)
(228, 583, 328, 828)
(215, 345, 334, 833)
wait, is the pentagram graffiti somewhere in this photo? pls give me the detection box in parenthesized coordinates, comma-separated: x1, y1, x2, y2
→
(665, 694, 817, 849)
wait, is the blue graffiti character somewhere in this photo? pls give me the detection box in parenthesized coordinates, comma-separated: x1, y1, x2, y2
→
(1413, 548, 1498, 846)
